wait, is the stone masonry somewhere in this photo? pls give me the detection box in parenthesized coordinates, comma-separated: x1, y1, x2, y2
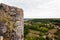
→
(0, 3, 24, 40)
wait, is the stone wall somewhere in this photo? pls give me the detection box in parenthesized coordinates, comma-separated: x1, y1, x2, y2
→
(0, 3, 24, 40)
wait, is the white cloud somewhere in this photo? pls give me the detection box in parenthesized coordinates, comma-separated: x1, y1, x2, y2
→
(0, 0, 60, 18)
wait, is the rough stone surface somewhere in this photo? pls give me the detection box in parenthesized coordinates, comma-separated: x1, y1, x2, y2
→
(0, 3, 24, 40)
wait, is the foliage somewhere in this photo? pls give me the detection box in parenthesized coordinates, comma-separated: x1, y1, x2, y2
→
(24, 19, 60, 40)
(24, 25, 29, 37)
(39, 27, 49, 33)
(25, 37, 45, 40)
(54, 29, 60, 35)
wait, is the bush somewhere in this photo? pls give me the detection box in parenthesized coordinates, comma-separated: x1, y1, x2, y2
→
(29, 25, 40, 31)
(54, 29, 60, 35)
(26, 37, 44, 40)
(24, 25, 29, 37)
(39, 27, 49, 33)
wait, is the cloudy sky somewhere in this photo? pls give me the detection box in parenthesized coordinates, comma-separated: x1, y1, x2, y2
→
(0, 0, 60, 18)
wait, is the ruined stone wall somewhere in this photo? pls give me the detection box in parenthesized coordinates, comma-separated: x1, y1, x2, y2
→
(0, 3, 24, 40)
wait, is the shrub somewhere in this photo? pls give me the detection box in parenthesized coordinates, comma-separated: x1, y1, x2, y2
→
(24, 25, 29, 37)
(39, 27, 49, 33)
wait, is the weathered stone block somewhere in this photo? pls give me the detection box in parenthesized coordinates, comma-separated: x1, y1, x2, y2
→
(0, 3, 24, 40)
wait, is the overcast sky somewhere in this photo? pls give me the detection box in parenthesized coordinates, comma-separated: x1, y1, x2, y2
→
(0, 0, 60, 18)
